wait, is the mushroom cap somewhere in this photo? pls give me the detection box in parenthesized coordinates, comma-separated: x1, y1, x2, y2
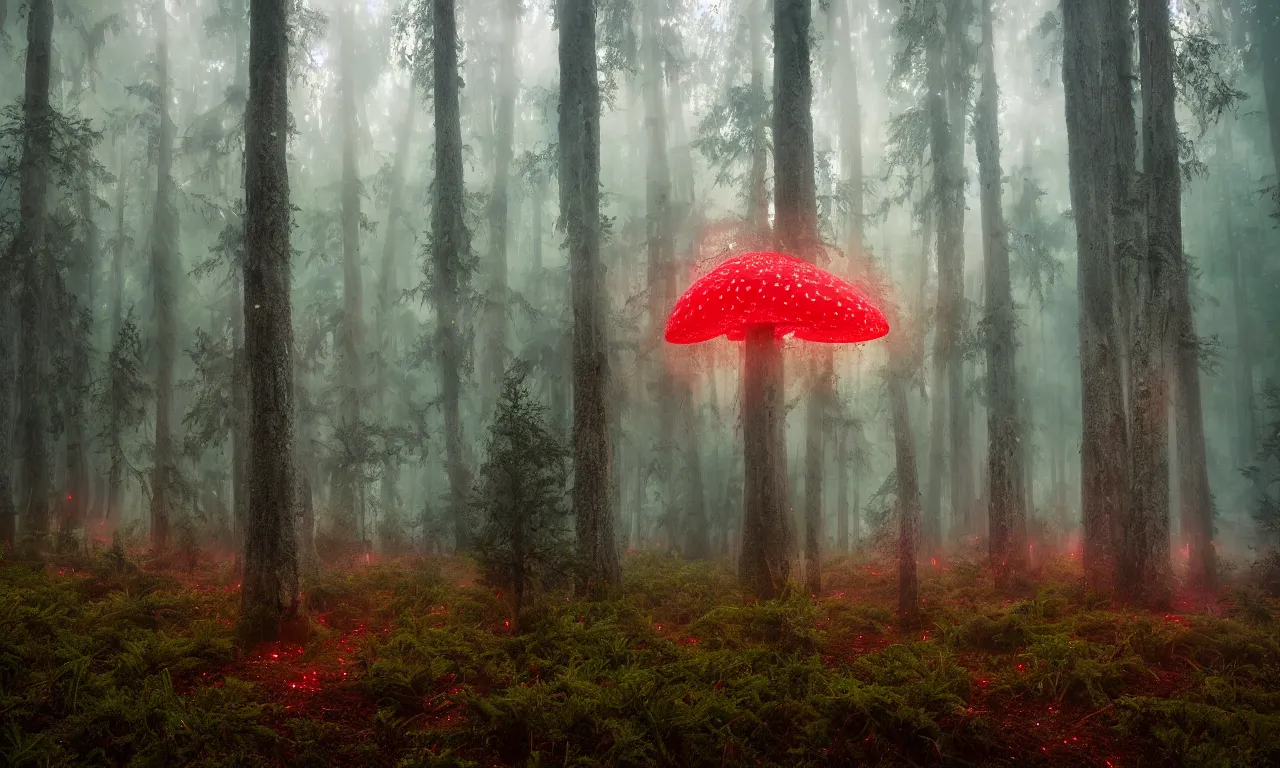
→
(664, 251, 890, 344)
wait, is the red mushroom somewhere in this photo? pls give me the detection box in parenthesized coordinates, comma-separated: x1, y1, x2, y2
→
(663, 251, 888, 598)
(664, 251, 889, 345)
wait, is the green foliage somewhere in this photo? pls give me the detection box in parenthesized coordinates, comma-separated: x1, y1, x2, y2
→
(9, 554, 1280, 766)
(0, 557, 272, 767)
(692, 82, 769, 191)
(471, 363, 574, 624)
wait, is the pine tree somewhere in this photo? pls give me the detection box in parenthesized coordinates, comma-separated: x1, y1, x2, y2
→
(473, 364, 573, 633)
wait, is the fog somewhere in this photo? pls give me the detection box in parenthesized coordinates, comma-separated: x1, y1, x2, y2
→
(1, 0, 1278, 603)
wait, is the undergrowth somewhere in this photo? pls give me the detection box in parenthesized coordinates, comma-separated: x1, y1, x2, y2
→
(2, 550, 1280, 767)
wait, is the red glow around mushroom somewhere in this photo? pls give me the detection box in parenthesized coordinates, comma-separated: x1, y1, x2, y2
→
(664, 251, 889, 344)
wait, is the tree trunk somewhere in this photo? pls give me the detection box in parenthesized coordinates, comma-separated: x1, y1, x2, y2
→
(1144, 0, 1212, 592)
(1103, 0, 1141, 419)
(836, 425, 848, 553)
(376, 84, 416, 541)
(943, 0, 971, 539)
(150, 0, 178, 554)
(15, 0, 54, 549)
(433, 0, 472, 552)
(240, 0, 300, 644)
(890, 333, 922, 627)
(65, 141, 96, 536)
(107, 136, 128, 528)
(747, 0, 769, 232)
(840, 0, 864, 263)
(773, 0, 823, 598)
(1062, 0, 1127, 593)
(976, 0, 1024, 588)
(481, 0, 519, 411)
(740, 326, 791, 597)
(558, 0, 619, 596)
(336, 7, 365, 544)
(643, 4, 678, 552)
(1123, 0, 1175, 606)
(230, 0, 250, 563)
(1218, 124, 1255, 471)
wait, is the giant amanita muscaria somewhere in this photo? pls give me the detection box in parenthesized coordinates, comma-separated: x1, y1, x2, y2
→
(663, 250, 888, 598)
(664, 251, 889, 344)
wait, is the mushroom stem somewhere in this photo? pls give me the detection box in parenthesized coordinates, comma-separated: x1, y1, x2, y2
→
(740, 323, 791, 599)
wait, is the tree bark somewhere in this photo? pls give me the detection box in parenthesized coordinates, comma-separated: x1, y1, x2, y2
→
(335, 6, 365, 544)
(839, 0, 864, 263)
(643, 3, 678, 550)
(150, 0, 178, 554)
(433, 0, 472, 552)
(107, 136, 128, 528)
(1102, 0, 1140, 417)
(836, 425, 848, 554)
(1217, 124, 1255, 471)
(1140, 0, 1212, 592)
(890, 331, 922, 627)
(230, 0, 249, 563)
(740, 325, 791, 598)
(772, 0, 823, 597)
(976, 0, 1024, 588)
(65, 113, 96, 536)
(1123, 0, 1174, 606)
(1062, 0, 1127, 593)
(558, 0, 619, 596)
(240, 0, 299, 643)
(481, 0, 519, 411)
(376, 84, 416, 541)
(15, 0, 54, 548)
(943, 0, 972, 539)
(747, 0, 769, 232)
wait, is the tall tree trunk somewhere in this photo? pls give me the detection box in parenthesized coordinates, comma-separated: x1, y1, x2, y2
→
(481, 0, 519, 411)
(230, 0, 249, 564)
(643, 4, 678, 551)
(976, 0, 1023, 587)
(336, 7, 365, 544)
(240, 0, 299, 643)
(1141, 0, 1212, 593)
(890, 330, 922, 626)
(1124, 0, 1174, 606)
(1062, 0, 1127, 593)
(107, 136, 128, 528)
(836, 425, 848, 553)
(840, 0, 864, 263)
(1103, 0, 1140, 419)
(558, 0, 619, 596)
(65, 109, 96, 535)
(1218, 124, 1255, 470)
(16, 0, 55, 549)
(150, 0, 178, 554)
(924, 4, 953, 555)
(773, 0, 824, 598)
(747, 0, 769, 232)
(376, 84, 416, 542)
(434, 0, 472, 552)
(943, 0, 971, 539)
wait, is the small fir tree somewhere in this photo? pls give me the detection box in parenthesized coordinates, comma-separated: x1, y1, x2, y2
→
(471, 362, 573, 632)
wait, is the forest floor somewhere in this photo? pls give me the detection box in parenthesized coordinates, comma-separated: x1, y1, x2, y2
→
(2, 547, 1279, 767)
